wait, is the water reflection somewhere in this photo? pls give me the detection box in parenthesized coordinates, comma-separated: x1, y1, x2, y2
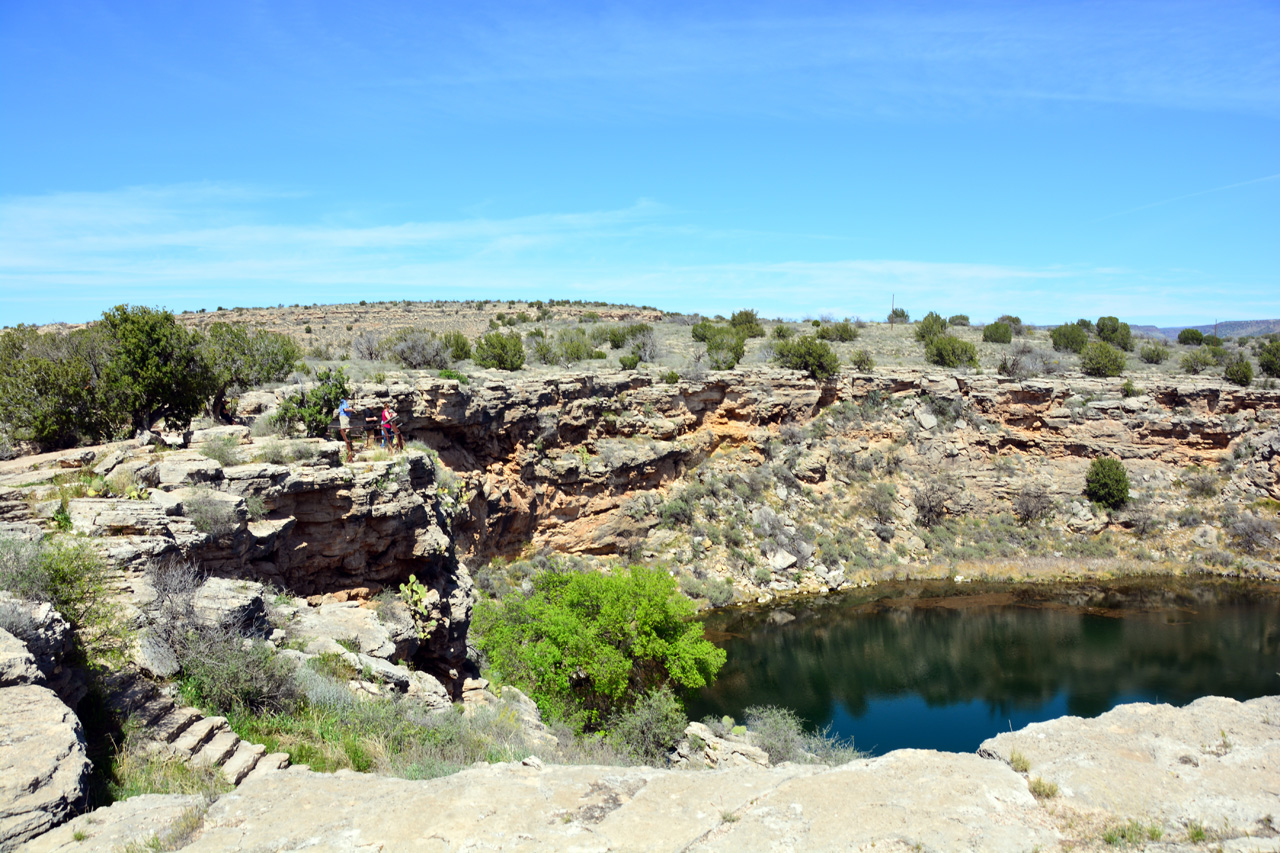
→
(688, 578, 1280, 755)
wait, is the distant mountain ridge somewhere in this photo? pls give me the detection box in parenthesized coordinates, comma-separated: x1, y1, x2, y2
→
(1130, 319, 1280, 340)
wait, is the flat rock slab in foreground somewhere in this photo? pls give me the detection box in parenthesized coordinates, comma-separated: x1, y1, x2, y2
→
(178, 751, 1056, 852)
(0, 686, 89, 851)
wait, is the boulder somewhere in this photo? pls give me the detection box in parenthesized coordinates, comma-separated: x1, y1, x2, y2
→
(0, 685, 90, 849)
(669, 721, 771, 769)
(0, 597, 81, 708)
(192, 577, 267, 636)
(289, 601, 418, 662)
(0, 629, 40, 688)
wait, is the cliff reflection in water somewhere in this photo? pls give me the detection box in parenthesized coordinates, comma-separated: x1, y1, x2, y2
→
(688, 579, 1280, 755)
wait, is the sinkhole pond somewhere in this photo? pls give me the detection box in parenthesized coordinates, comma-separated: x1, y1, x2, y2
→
(688, 577, 1280, 756)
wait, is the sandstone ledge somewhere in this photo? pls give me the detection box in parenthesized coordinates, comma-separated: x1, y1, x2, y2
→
(155, 695, 1277, 853)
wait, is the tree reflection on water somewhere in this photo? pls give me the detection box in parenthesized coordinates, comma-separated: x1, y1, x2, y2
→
(688, 578, 1280, 754)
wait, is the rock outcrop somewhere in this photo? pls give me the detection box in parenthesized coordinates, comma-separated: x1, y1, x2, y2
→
(0, 686, 89, 851)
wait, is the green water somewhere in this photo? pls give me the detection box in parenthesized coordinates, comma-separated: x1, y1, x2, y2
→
(688, 577, 1280, 755)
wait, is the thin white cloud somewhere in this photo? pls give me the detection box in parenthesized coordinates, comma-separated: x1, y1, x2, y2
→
(1092, 172, 1280, 222)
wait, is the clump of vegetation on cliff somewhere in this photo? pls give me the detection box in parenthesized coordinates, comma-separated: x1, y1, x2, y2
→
(473, 564, 726, 732)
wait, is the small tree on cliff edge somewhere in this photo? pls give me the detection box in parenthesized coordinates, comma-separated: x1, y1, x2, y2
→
(1084, 457, 1130, 510)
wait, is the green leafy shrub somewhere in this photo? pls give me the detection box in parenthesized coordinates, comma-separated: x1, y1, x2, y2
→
(728, 310, 765, 338)
(473, 331, 525, 371)
(660, 370, 680, 384)
(0, 537, 128, 667)
(179, 627, 301, 716)
(1121, 379, 1141, 398)
(773, 336, 840, 380)
(947, 315, 970, 326)
(619, 354, 640, 370)
(982, 322, 1012, 344)
(849, 349, 875, 372)
(815, 320, 858, 342)
(1138, 343, 1169, 364)
(438, 368, 469, 384)
(1259, 341, 1280, 378)
(441, 331, 472, 361)
(271, 366, 349, 437)
(924, 335, 978, 368)
(996, 315, 1024, 336)
(1180, 347, 1216, 375)
(473, 565, 726, 731)
(1095, 316, 1133, 351)
(1084, 457, 1130, 509)
(1224, 354, 1253, 387)
(679, 574, 736, 607)
(1050, 324, 1088, 353)
(605, 687, 689, 765)
(915, 311, 948, 342)
(1202, 334, 1223, 347)
(1177, 328, 1204, 346)
(1080, 341, 1125, 377)
(703, 327, 747, 370)
(771, 325, 794, 340)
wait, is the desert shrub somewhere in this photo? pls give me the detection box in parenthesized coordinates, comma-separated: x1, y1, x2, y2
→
(1084, 457, 1129, 509)
(1095, 316, 1133, 351)
(912, 478, 954, 527)
(773, 336, 839, 380)
(473, 331, 525, 371)
(703, 327, 747, 370)
(1177, 328, 1204, 346)
(179, 626, 301, 716)
(552, 328, 606, 364)
(184, 489, 240, 539)
(1224, 354, 1253, 387)
(1230, 512, 1276, 554)
(605, 687, 689, 765)
(690, 320, 720, 343)
(438, 368, 469, 384)
(351, 332, 383, 361)
(440, 331, 472, 362)
(887, 307, 909, 325)
(0, 536, 128, 667)
(849, 349, 875, 372)
(1121, 379, 1141, 398)
(982, 322, 1012, 344)
(1139, 343, 1169, 364)
(1204, 344, 1230, 366)
(1013, 485, 1054, 525)
(1049, 324, 1088, 353)
(1202, 334, 1223, 347)
(271, 366, 349, 437)
(998, 342, 1060, 379)
(1080, 341, 1125, 377)
(679, 574, 735, 607)
(199, 434, 241, 467)
(947, 315, 970, 327)
(996, 315, 1024, 336)
(815, 320, 859, 342)
(387, 330, 451, 369)
(630, 328, 659, 362)
(1258, 341, 1280, 378)
(863, 483, 897, 524)
(728, 310, 765, 338)
(772, 325, 794, 340)
(619, 354, 640, 370)
(1182, 466, 1218, 497)
(473, 566, 726, 731)
(742, 706, 861, 765)
(915, 312, 948, 342)
(924, 335, 977, 369)
(1180, 347, 1217, 375)
(660, 370, 680, 384)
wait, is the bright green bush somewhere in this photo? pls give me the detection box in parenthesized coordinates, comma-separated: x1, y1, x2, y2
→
(271, 367, 349, 437)
(915, 312, 948, 342)
(473, 331, 526, 370)
(1224, 354, 1253, 387)
(473, 565, 726, 731)
(440, 330, 472, 361)
(1177, 328, 1204, 346)
(619, 354, 640, 370)
(924, 335, 978, 368)
(728, 310, 765, 338)
(1080, 341, 1125, 377)
(773, 336, 840, 380)
(982, 322, 1012, 344)
(1050, 324, 1088, 353)
(1084, 457, 1130, 509)
(1095, 316, 1133, 351)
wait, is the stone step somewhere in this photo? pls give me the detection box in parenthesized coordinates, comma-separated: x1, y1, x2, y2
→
(106, 676, 155, 719)
(132, 695, 176, 728)
(241, 752, 291, 785)
(172, 715, 227, 757)
(221, 742, 266, 785)
(191, 730, 240, 768)
(152, 706, 202, 744)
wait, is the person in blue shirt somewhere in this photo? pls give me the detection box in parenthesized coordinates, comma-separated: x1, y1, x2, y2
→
(336, 398, 354, 462)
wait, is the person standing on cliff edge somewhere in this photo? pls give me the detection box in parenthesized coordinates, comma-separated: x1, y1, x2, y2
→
(336, 398, 354, 463)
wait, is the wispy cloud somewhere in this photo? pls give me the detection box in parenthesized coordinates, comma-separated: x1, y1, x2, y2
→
(0, 184, 1270, 327)
(1092, 172, 1280, 222)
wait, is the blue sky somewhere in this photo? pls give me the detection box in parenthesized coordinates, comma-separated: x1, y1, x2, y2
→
(1, 0, 1276, 327)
